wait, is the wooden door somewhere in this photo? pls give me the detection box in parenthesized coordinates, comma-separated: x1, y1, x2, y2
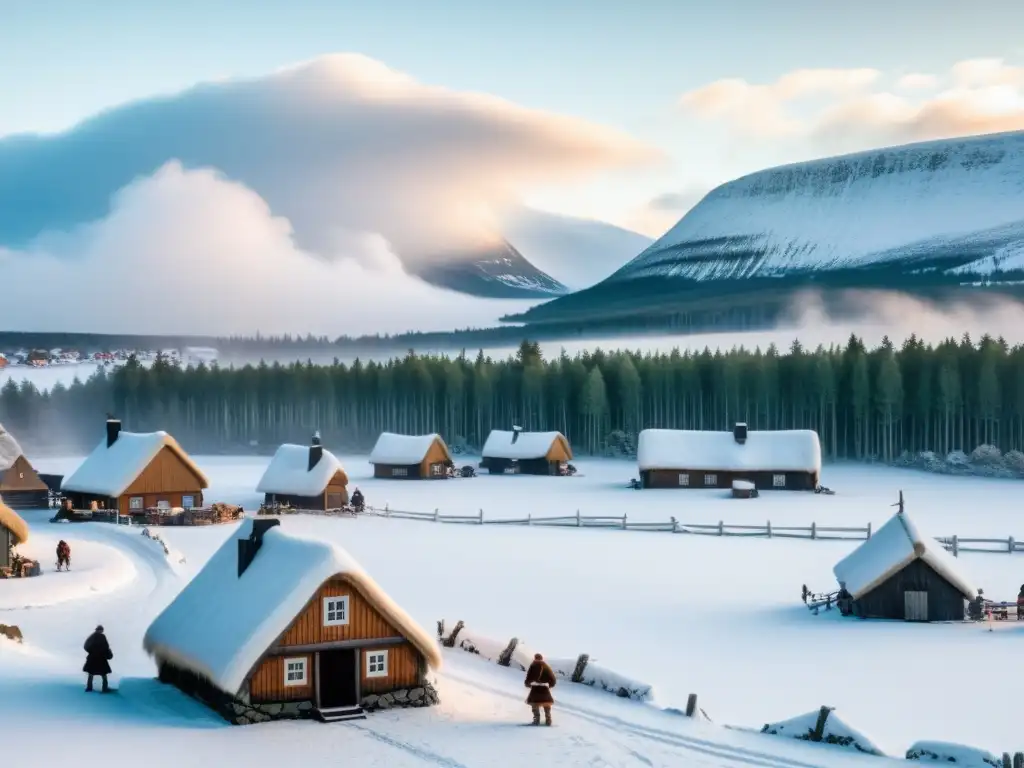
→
(904, 590, 928, 621)
(317, 648, 358, 709)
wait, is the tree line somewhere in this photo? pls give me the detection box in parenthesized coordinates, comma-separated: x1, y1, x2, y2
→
(3, 333, 1024, 463)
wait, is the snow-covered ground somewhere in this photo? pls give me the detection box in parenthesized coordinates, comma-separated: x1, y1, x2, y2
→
(4, 457, 1024, 765)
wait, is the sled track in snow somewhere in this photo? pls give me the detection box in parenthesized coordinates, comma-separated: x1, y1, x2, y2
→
(443, 671, 831, 768)
(350, 725, 472, 768)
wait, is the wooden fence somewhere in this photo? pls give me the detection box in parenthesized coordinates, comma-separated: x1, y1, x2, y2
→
(328, 505, 1023, 557)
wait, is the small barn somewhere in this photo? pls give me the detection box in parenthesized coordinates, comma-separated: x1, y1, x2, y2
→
(0, 500, 29, 571)
(0, 423, 50, 509)
(480, 429, 573, 475)
(636, 424, 821, 490)
(833, 502, 977, 622)
(61, 419, 209, 515)
(143, 518, 442, 724)
(369, 433, 453, 480)
(256, 433, 349, 510)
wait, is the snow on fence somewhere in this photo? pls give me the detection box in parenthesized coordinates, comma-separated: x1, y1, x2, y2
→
(436, 618, 655, 703)
(344, 506, 1024, 557)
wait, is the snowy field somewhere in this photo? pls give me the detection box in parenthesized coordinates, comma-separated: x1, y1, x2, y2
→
(4, 455, 1023, 765)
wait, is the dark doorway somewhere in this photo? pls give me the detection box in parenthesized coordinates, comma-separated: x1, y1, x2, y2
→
(318, 649, 358, 708)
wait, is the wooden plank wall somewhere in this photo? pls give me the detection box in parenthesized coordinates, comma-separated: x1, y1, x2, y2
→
(360, 642, 420, 694)
(250, 654, 313, 702)
(0, 455, 49, 492)
(278, 577, 400, 646)
(123, 446, 205, 496)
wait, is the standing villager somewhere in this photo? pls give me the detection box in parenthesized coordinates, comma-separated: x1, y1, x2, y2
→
(56, 540, 71, 571)
(524, 652, 556, 726)
(1017, 584, 1024, 621)
(350, 488, 365, 511)
(83, 625, 113, 692)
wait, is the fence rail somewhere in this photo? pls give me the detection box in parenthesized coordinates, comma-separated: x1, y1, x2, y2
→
(329, 505, 1023, 557)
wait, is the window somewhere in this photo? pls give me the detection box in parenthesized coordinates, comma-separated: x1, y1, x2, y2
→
(772, 474, 786, 488)
(182, 495, 195, 509)
(703, 474, 717, 487)
(431, 463, 444, 476)
(366, 650, 388, 678)
(678, 473, 689, 487)
(156, 500, 171, 510)
(129, 497, 144, 510)
(392, 467, 408, 477)
(323, 596, 349, 626)
(283, 657, 307, 686)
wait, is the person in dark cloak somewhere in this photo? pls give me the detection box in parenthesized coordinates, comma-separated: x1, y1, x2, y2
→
(1016, 584, 1024, 621)
(524, 652, 557, 726)
(56, 540, 71, 571)
(83, 625, 113, 692)
(836, 581, 852, 616)
(350, 488, 365, 511)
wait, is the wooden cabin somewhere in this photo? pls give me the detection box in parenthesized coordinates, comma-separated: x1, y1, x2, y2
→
(60, 419, 209, 515)
(256, 434, 349, 510)
(369, 433, 453, 480)
(480, 429, 572, 475)
(0, 500, 29, 571)
(0, 423, 50, 509)
(636, 424, 821, 490)
(833, 501, 977, 622)
(144, 518, 442, 724)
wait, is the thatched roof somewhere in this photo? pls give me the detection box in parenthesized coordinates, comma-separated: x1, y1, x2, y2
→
(0, 500, 29, 546)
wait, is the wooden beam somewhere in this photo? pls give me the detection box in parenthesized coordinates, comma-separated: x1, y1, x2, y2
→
(269, 636, 406, 655)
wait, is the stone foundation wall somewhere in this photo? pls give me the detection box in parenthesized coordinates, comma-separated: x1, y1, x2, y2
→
(229, 699, 315, 725)
(360, 680, 440, 712)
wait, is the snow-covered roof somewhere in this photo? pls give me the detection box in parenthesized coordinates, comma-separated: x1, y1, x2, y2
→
(0, 423, 24, 472)
(833, 510, 977, 600)
(369, 433, 450, 466)
(256, 444, 347, 496)
(143, 519, 442, 695)
(0, 500, 29, 545)
(637, 429, 821, 473)
(61, 431, 209, 497)
(732, 479, 755, 490)
(481, 430, 571, 460)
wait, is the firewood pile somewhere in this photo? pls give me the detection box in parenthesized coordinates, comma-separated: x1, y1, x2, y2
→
(0, 557, 41, 578)
(210, 502, 243, 523)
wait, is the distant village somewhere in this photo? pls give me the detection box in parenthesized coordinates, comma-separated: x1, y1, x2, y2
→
(0, 346, 218, 370)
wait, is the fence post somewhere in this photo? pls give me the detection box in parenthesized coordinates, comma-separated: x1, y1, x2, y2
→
(434, 508, 439, 523)
(670, 516, 678, 533)
(718, 520, 724, 536)
(685, 693, 699, 717)
(766, 520, 772, 538)
(952, 535, 959, 557)
(866, 521, 871, 539)
(1010, 536, 1015, 554)
(622, 514, 627, 529)
(576, 510, 581, 527)
(527, 513, 532, 526)
(810, 522, 817, 540)
(479, 509, 484, 525)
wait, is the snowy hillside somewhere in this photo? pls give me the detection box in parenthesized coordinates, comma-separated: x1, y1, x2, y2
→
(612, 130, 1024, 283)
(508, 130, 1024, 326)
(412, 237, 568, 299)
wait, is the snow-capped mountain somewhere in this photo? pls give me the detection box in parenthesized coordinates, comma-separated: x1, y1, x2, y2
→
(410, 238, 568, 299)
(509, 130, 1024, 325)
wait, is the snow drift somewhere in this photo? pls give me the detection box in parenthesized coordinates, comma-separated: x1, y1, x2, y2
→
(760, 707, 885, 756)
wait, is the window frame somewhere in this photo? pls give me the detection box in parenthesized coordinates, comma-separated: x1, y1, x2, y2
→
(283, 657, 308, 687)
(392, 466, 408, 477)
(365, 649, 389, 678)
(772, 474, 786, 488)
(181, 495, 195, 509)
(678, 473, 689, 487)
(703, 473, 718, 487)
(129, 496, 144, 510)
(323, 595, 350, 627)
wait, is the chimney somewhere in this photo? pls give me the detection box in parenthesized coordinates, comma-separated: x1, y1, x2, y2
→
(308, 431, 323, 471)
(733, 422, 747, 445)
(106, 417, 122, 448)
(511, 425, 522, 444)
(238, 518, 280, 578)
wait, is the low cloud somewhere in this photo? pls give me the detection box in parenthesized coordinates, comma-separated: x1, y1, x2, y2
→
(626, 187, 711, 237)
(0, 53, 659, 267)
(679, 58, 1024, 154)
(0, 163, 534, 336)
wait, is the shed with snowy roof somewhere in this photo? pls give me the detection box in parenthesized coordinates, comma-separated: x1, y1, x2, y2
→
(636, 424, 821, 491)
(61, 418, 208, 515)
(369, 433, 453, 480)
(0, 422, 49, 509)
(833, 496, 977, 622)
(143, 518, 442, 724)
(480, 428, 573, 475)
(0, 499, 30, 570)
(256, 434, 349, 510)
